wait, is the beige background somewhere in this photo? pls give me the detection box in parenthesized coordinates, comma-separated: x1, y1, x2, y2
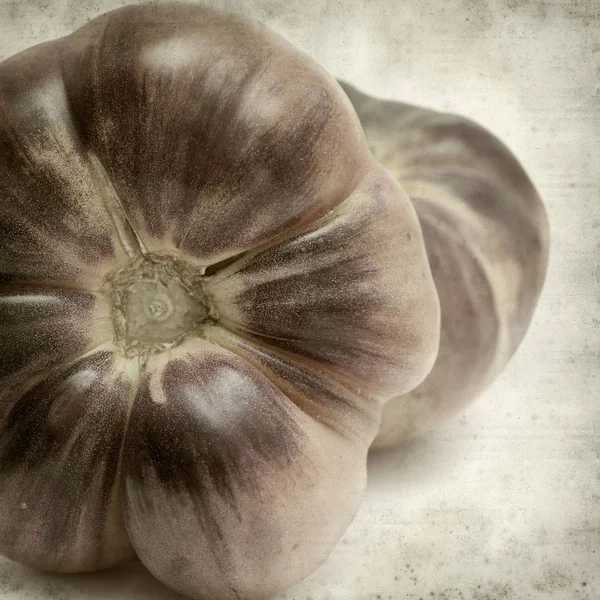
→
(0, 0, 598, 598)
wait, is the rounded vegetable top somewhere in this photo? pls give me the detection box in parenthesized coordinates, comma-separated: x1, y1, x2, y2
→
(0, 4, 440, 600)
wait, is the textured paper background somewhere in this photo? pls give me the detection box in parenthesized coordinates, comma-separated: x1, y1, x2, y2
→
(0, 0, 598, 599)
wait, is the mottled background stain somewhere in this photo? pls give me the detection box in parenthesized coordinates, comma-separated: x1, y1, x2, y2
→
(0, 0, 598, 599)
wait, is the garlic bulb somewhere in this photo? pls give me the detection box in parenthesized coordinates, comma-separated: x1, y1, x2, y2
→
(0, 5, 440, 599)
(339, 81, 549, 448)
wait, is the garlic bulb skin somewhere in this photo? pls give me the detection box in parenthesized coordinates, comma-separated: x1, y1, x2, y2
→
(339, 81, 549, 448)
(0, 5, 440, 599)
